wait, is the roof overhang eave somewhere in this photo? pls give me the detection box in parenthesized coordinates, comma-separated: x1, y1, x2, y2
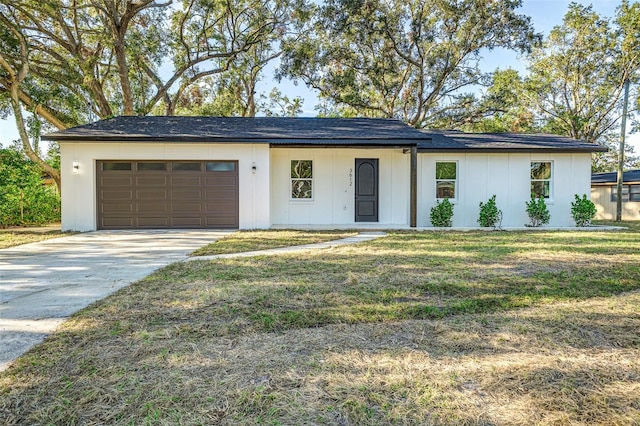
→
(417, 147, 608, 154)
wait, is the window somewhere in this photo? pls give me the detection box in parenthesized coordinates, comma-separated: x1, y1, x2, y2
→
(291, 160, 312, 199)
(611, 185, 640, 202)
(530, 161, 552, 198)
(435, 161, 457, 199)
(137, 162, 167, 171)
(206, 161, 236, 172)
(610, 185, 629, 202)
(630, 185, 640, 202)
(102, 162, 132, 171)
(172, 162, 201, 171)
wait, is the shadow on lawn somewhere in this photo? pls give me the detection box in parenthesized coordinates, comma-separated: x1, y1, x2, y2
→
(2, 230, 640, 425)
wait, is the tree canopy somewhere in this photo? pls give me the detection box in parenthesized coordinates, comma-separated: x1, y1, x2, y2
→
(279, 0, 540, 127)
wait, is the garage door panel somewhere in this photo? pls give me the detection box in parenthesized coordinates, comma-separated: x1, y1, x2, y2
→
(136, 176, 168, 186)
(137, 203, 168, 213)
(205, 217, 237, 228)
(171, 217, 204, 227)
(171, 190, 202, 200)
(102, 203, 134, 213)
(102, 217, 134, 227)
(101, 190, 133, 201)
(172, 202, 203, 213)
(205, 201, 236, 211)
(137, 217, 170, 227)
(98, 160, 238, 230)
(101, 176, 133, 186)
(137, 190, 168, 200)
(205, 188, 236, 199)
(205, 175, 237, 186)
(172, 176, 202, 186)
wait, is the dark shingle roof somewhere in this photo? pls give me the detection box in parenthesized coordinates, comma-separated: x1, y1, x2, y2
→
(42, 116, 429, 145)
(418, 130, 608, 153)
(42, 116, 609, 153)
(592, 169, 640, 184)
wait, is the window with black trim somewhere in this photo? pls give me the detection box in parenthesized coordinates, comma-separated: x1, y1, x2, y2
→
(435, 161, 457, 199)
(531, 161, 552, 198)
(291, 160, 313, 199)
(611, 185, 640, 202)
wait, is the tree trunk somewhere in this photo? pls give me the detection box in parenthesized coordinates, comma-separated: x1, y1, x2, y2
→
(11, 88, 62, 192)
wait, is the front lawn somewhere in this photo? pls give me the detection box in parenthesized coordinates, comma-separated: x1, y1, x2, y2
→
(0, 230, 68, 249)
(1, 229, 639, 425)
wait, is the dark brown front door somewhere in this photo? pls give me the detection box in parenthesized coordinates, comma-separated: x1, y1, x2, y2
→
(355, 158, 379, 222)
(96, 160, 239, 229)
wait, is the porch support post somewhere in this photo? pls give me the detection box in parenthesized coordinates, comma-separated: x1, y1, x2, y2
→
(410, 145, 417, 227)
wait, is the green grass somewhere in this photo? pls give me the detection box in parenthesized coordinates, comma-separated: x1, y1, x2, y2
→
(2, 228, 640, 425)
(594, 219, 640, 231)
(190, 230, 357, 256)
(0, 230, 68, 249)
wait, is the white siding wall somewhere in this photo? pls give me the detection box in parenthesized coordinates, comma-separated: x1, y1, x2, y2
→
(418, 153, 593, 227)
(270, 148, 410, 226)
(591, 185, 640, 220)
(59, 142, 271, 231)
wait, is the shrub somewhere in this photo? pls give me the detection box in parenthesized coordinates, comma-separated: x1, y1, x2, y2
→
(0, 148, 61, 227)
(430, 198, 454, 227)
(571, 194, 596, 227)
(525, 195, 550, 227)
(478, 195, 502, 228)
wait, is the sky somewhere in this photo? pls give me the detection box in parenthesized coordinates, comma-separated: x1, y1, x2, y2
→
(1, 0, 638, 151)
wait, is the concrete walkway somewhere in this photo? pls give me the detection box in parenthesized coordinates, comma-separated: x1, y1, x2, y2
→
(0, 230, 230, 371)
(185, 231, 387, 261)
(0, 230, 386, 371)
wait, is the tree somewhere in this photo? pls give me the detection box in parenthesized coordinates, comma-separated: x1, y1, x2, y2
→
(0, 147, 60, 227)
(436, 68, 537, 132)
(0, 0, 300, 188)
(591, 132, 640, 172)
(279, 0, 539, 127)
(523, 2, 640, 143)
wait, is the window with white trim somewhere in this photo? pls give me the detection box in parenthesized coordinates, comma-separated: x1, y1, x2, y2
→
(291, 160, 313, 199)
(530, 161, 552, 198)
(435, 161, 457, 199)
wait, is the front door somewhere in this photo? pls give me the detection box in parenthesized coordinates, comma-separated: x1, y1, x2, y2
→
(355, 158, 379, 222)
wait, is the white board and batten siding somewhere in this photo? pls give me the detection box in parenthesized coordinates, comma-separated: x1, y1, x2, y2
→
(418, 153, 593, 227)
(59, 142, 271, 231)
(270, 148, 410, 226)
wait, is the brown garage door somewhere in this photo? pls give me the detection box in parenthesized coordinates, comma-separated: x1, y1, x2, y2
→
(97, 160, 239, 229)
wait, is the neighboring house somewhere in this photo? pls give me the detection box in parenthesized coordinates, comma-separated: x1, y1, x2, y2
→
(591, 169, 640, 220)
(42, 117, 606, 231)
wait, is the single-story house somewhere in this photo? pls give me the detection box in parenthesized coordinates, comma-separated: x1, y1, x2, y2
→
(591, 169, 640, 220)
(42, 117, 607, 231)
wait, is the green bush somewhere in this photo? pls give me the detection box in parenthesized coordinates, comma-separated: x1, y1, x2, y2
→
(525, 194, 550, 227)
(478, 195, 502, 228)
(430, 198, 454, 227)
(0, 148, 60, 227)
(570, 194, 596, 227)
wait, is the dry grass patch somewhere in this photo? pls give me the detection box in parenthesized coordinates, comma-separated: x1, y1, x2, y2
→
(1, 230, 640, 424)
(191, 230, 357, 256)
(0, 230, 68, 249)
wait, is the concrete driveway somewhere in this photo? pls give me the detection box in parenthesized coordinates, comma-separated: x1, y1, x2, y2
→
(0, 230, 230, 371)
